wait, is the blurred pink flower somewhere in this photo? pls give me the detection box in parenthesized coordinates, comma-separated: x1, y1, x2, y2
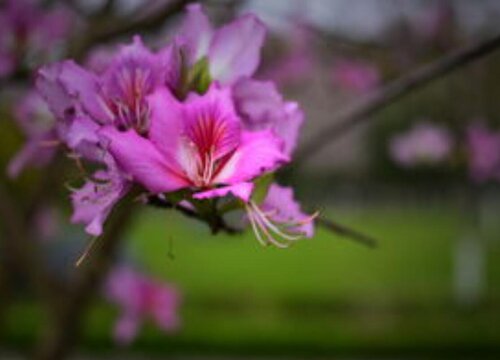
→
(389, 121, 453, 168)
(331, 58, 380, 93)
(261, 25, 315, 87)
(0, 0, 75, 77)
(7, 91, 58, 178)
(466, 123, 500, 184)
(105, 267, 181, 346)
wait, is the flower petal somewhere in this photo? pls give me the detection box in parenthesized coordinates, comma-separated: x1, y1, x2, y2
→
(215, 130, 289, 184)
(36, 62, 75, 121)
(147, 87, 184, 158)
(178, 3, 213, 64)
(193, 182, 254, 202)
(234, 78, 304, 155)
(58, 60, 113, 123)
(70, 168, 129, 236)
(7, 132, 57, 178)
(208, 14, 266, 84)
(100, 126, 188, 193)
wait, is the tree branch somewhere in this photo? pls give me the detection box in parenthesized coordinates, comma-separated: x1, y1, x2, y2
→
(316, 216, 377, 248)
(73, 0, 194, 59)
(34, 191, 139, 360)
(294, 32, 500, 167)
(147, 196, 240, 234)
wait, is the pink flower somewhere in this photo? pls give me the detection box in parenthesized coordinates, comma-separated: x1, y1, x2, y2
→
(101, 84, 288, 202)
(7, 91, 58, 178)
(31, 4, 315, 244)
(261, 25, 315, 87)
(178, 3, 266, 85)
(466, 123, 500, 184)
(0, 0, 75, 77)
(104, 267, 181, 346)
(331, 58, 380, 93)
(389, 121, 453, 168)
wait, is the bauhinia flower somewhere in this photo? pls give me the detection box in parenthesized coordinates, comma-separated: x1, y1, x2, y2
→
(331, 58, 380, 94)
(8, 91, 58, 178)
(389, 121, 453, 168)
(466, 122, 500, 184)
(0, 0, 75, 78)
(16, 3, 316, 245)
(101, 85, 288, 201)
(104, 267, 181, 346)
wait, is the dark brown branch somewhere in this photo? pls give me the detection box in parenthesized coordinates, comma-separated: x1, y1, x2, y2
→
(0, 181, 59, 304)
(294, 32, 500, 167)
(34, 191, 139, 360)
(73, 0, 194, 59)
(147, 195, 240, 234)
(317, 216, 378, 248)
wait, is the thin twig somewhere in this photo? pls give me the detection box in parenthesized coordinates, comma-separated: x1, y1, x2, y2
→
(317, 216, 378, 248)
(73, 0, 193, 59)
(147, 196, 240, 234)
(294, 32, 500, 167)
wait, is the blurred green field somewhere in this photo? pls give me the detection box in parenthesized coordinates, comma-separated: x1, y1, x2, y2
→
(5, 204, 500, 356)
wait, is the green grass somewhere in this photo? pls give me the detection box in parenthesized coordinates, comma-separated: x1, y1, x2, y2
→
(4, 204, 500, 355)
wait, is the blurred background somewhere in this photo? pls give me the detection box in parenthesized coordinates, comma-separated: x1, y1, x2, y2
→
(1, 0, 500, 358)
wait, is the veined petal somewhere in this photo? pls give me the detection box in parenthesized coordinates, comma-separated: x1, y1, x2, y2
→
(100, 127, 188, 194)
(147, 87, 184, 158)
(36, 62, 75, 121)
(184, 85, 241, 160)
(179, 3, 213, 64)
(193, 182, 254, 202)
(209, 14, 266, 84)
(215, 130, 289, 184)
(71, 168, 129, 236)
(58, 60, 113, 123)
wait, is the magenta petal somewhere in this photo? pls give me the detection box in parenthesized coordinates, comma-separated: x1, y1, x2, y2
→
(216, 130, 289, 184)
(179, 3, 213, 64)
(100, 127, 188, 193)
(147, 87, 184, 158)
(58, 60, 113, 123)
(208, 14, 266, 84)
(193, 182, 254, 202)
(184, 85, 241, 160)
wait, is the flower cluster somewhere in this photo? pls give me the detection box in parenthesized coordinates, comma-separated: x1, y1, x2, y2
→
(30, 4, 315, 245)
(105, 267, 180, 345)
